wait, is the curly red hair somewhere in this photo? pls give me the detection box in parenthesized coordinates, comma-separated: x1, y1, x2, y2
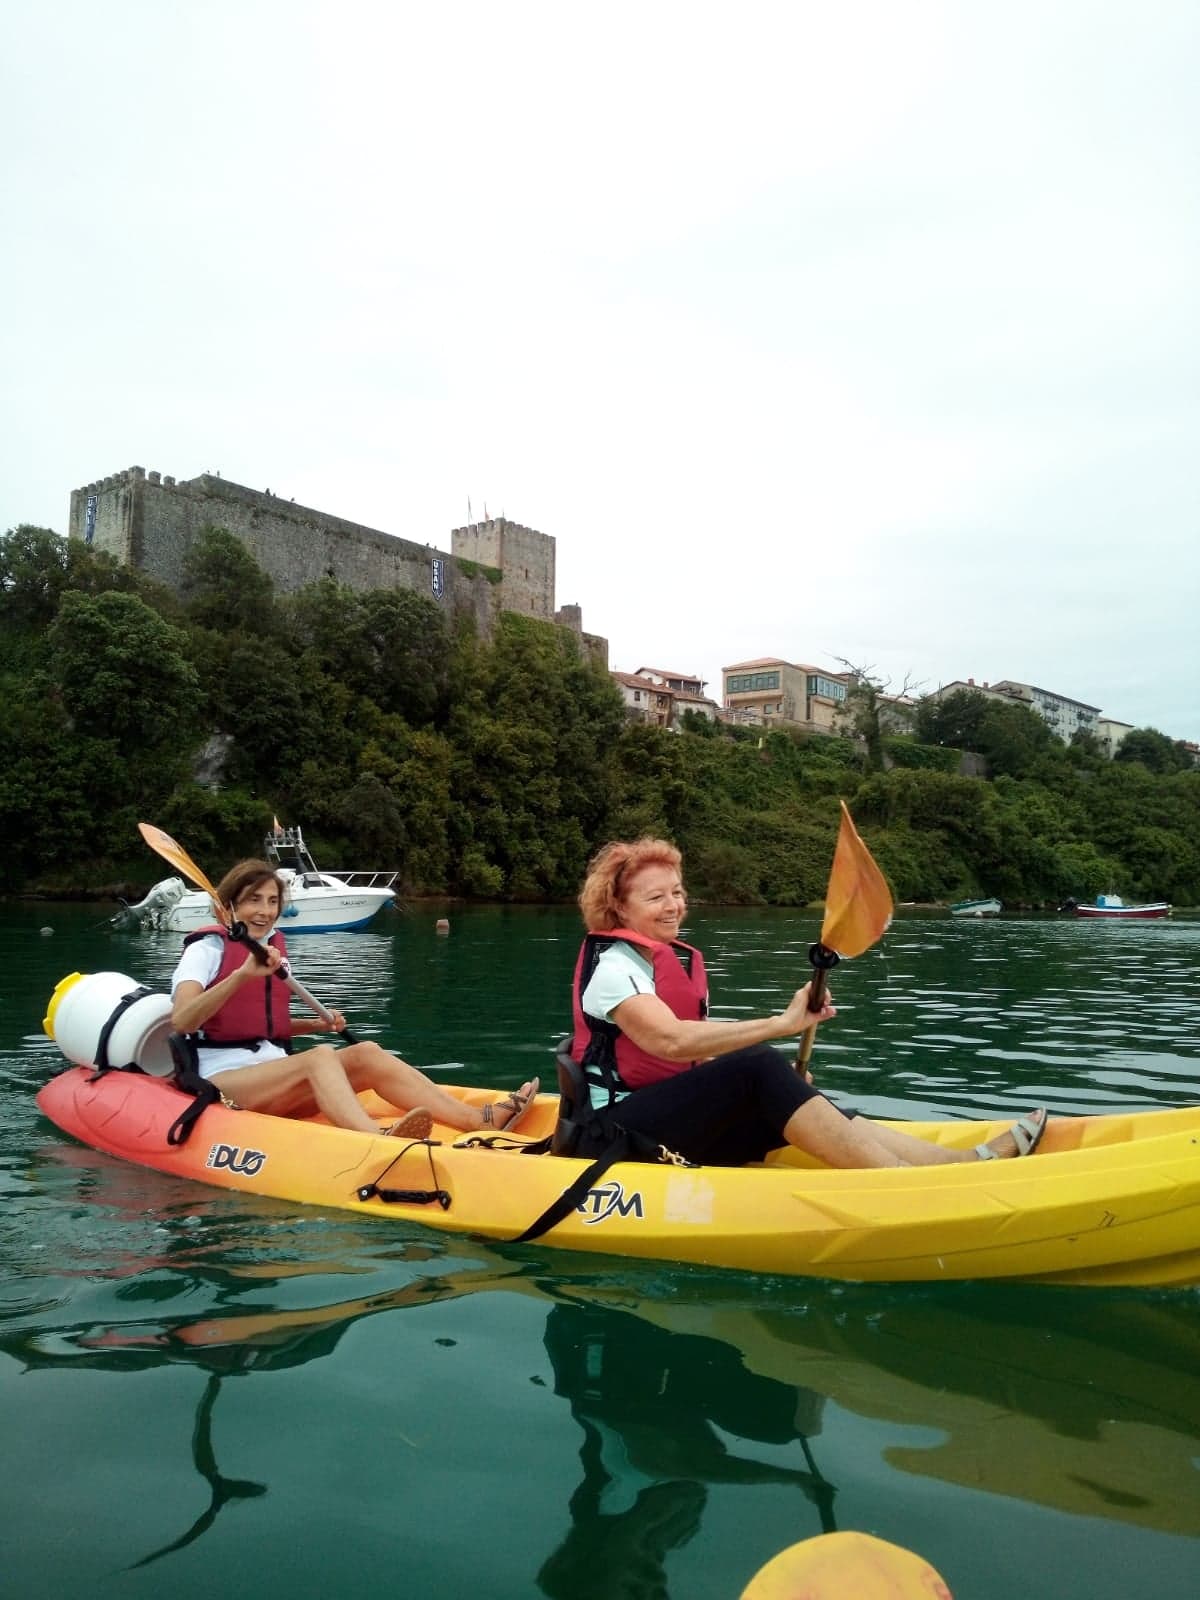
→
(578, 838, 683, 931)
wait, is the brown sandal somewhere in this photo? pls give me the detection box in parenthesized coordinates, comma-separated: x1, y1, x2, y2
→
(480, 1077, 540, 1132)
(383, 1107, 433, 1140)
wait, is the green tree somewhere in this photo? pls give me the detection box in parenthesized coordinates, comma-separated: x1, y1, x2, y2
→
(47, 590, 200, 749)
(1115, 727, 1193, 775)
(182, 526, 276, 633)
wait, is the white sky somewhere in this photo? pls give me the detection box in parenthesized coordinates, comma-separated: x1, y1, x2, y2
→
(3, 1, 1198, 739)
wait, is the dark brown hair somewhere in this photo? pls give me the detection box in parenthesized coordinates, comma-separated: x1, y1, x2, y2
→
(214, 859, 287, 916)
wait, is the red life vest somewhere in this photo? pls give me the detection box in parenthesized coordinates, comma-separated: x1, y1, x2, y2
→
(571, 929, 708, 1091)
(182, 925, 293, 1046)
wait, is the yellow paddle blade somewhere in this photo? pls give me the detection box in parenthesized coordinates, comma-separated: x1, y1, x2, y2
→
(138, 822, 229, 925)
(819, 800, 893, 958)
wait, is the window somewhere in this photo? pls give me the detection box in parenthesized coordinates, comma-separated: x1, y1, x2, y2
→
(727, 671, 780, 693)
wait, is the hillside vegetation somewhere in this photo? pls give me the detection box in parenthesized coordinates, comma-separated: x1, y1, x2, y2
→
(3, 525, 1197, 906)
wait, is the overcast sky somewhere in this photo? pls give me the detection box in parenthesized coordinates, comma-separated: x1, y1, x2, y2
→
(3, 1, 1198, 739)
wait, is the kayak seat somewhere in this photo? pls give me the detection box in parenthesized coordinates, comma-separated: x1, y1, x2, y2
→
(551, 1037, 592, 1157)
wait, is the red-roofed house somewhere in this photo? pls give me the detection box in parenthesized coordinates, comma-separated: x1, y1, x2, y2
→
(611, 669, 719, 728)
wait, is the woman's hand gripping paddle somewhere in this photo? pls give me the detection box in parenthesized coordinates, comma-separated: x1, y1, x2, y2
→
(797, 801, 893, 1075)
(138, 822, 359, 1043)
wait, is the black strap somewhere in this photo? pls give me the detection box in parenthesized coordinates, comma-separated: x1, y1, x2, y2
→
(514, 1133, 636, 1243)
(196, 1034, 292, 1054)
(514, 1122, 694, 1244)
(164, 1032, 220, 1147)
(356, 1137, 448, 1208)
(356, 1185, 452, 1207)
(167, 1079, 220, 1147)
(88, 985, 155, 1075)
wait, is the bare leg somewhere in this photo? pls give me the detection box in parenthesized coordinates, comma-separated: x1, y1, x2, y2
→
(214, 1046, 398, 1132)
(783, 1097, 909, 1168)
(209, 1042, 535, 1134)
(337, 1042, 534, 1132)
(783, 1099, 1048, 1169)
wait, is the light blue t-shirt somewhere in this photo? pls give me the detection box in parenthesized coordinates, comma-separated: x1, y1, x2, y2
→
(580, 941, 658, 1022)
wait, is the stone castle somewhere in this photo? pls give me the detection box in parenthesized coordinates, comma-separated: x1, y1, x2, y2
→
(68, 465, 602, 654)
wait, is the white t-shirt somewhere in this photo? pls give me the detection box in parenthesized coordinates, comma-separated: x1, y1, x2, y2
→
(171, 934, 289, 1080)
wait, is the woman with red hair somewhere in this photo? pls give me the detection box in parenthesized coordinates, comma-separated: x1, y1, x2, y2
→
(569, 838, 1045, 1168)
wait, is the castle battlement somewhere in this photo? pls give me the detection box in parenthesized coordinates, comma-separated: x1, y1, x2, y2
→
(67, 466, 587, 648)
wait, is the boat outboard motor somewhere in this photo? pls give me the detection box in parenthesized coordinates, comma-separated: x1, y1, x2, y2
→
(111, 875, 186, 929)
(43, 971, 176, 1076)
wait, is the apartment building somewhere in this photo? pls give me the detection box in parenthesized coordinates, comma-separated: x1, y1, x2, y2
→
(988, 680, 1101, 744)
(932, 677, 1101, 745)
(722, 658, 849, 732)
(1095, 717, 1135, 758)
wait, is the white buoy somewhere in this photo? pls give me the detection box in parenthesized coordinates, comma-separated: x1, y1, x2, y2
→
(435, 918, 450, 935)
(40, 927, 53, 936)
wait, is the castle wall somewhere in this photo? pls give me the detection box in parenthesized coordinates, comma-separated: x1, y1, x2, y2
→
(66, 469, 606, 663)
(69, 467, 497, 632)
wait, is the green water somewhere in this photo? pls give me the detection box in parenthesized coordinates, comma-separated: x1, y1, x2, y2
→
(2, 901, 1199, 1599)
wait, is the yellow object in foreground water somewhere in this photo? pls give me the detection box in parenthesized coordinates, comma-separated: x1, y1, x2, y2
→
(740, 1531, 951, 1598)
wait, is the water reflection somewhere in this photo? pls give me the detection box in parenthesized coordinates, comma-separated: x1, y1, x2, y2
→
(9, 1201, 1199, 1585)
(534, 1298, 835, 1600)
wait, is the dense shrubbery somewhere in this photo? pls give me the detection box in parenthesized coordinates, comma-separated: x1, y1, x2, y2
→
(3, 525, 1198, 904)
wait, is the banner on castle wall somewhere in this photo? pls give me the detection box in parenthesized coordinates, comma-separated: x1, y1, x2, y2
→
(431, 557, 445, 600)
(84, 495, 98, 545)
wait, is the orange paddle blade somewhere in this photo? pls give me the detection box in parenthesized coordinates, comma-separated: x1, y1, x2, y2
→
(138, 822, 228, 924)
(819, 800, 893, 958)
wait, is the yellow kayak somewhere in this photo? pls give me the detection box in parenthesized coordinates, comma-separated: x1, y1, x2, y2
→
(35, 1065, 1200, 1287)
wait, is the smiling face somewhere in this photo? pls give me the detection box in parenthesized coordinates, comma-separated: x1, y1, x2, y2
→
(615, 862, 688, 943)
(231, 875, 282, 938)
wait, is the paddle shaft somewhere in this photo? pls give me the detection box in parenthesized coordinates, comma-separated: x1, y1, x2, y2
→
(795, 943, 840, 1074)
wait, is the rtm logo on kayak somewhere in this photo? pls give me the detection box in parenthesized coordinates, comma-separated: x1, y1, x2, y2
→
(578, 1181, 643, 1225)
(205, 1142, 267, 1177)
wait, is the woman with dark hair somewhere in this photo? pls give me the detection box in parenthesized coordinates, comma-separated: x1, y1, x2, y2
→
(170, 858, 537, 1137)
(570, 838, 1045, 1168)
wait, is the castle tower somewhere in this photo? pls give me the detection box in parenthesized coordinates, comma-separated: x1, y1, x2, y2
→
(450, 517, 556, 622)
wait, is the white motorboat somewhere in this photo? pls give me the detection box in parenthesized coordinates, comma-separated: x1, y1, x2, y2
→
(949, 897, 1002, 917)
(115, 825, 398, 933)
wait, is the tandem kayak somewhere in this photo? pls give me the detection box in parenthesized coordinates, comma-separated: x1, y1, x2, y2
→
(35, 1066, 1200, 1288)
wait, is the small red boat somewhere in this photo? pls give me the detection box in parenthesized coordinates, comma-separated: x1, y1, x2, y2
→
(1070, 894, 1172, 920)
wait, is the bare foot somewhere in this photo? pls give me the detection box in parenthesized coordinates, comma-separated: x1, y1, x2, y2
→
(976, 1108, 1047, 1160)
(385, 1107, 433, 1139)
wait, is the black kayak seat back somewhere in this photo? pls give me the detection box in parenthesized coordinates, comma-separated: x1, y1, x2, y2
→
(552, 1037, 592, 1156)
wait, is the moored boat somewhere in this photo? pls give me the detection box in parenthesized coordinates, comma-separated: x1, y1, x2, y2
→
(949, 897, 1002, 917)
(35, 1063, 1200, 1288)
(114, 824, 397, 933)
(1065, 893, 1172, 921)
